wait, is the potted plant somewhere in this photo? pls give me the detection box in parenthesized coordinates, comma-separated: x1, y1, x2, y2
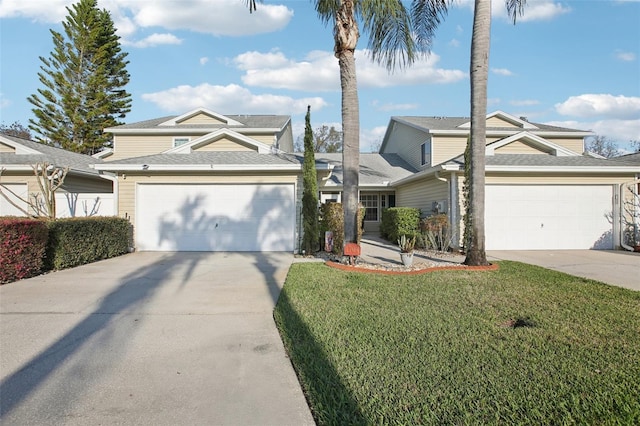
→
(398, 235, 416, 267)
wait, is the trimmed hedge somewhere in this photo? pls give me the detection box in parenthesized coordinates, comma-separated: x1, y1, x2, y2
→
(320, 203, 364, 255)
(380, 207, 421, 242)
(0, 217, 49, 284)
(45, 217, 131, 270)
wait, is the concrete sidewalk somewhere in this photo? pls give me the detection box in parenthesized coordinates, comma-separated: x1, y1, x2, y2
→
(0, 252, 314, 425)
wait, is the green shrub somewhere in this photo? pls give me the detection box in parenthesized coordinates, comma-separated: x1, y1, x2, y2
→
(45, 217, 131, 270)
(380, 207, 420, 242)
(0, 217, 49, 284)
(320, 203, 364, 254)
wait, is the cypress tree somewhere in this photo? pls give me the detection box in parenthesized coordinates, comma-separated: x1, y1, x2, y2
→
(302, 105, 320, 253)
(28, 0, 131, 154)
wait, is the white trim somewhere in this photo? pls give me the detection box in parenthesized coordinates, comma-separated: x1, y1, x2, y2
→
(93, 163, 301, 172)
(486, 132, 578, 156)
(163, 129, 274, 154)
(458, 110, 539, 130)
(172, 136, 191, 148)
(0, 135, 43, 154)
(158, 107, 243, 126)
(92, 148, 113, 159)
(485, 165, 640, 173)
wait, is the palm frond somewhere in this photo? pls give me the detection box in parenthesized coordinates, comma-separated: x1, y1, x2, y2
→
(505, 0, 527, 24)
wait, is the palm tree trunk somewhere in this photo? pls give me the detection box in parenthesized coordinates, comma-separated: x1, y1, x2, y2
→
(464, 0, 490, 266)
(335, 0, 360, 246)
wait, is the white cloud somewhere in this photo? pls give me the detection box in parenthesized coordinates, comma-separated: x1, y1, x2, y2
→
(455, 0, 570, 22)
(361, 126, 388, 153)
(0, 93, 11, 109)
(448, 39, 460, 48)
(614, 50, 637, 62)
(0, 0, 293, 43)
(492, 68, 513, 76)
(371, 100, 419, 112)
(200, 57, 209, 66)
(125, 33, 182, 48)
(555, 94, 640, 120)
(236, 49, 466, 92)
(546, 119, 640, 143)
(141, 83, 328, 115)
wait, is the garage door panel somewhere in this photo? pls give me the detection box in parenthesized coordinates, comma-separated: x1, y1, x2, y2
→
(486, 185, 613, 250)
(137, 184, 295, 252)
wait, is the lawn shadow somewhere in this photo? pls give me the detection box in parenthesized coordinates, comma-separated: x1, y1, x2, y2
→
(274, 283, 366, 424)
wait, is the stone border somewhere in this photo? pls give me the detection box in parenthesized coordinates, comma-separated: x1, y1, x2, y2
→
(325, 261, 499, 275)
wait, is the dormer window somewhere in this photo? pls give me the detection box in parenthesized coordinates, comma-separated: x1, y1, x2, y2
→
(421, 140, 431, 166)
(173, 137, 190, 148)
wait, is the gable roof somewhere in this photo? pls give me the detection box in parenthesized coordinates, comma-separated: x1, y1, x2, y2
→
(457, 111, 538, 130)
(486, 132, 577, 156)
(163, 129, 275, 154)
(105, 108, 290, 134)
(0, 133, 104, 176)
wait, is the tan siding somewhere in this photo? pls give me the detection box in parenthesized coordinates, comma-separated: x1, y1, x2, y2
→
(0, 142, 15, 153)
(487, 116, 519, 128)
(545, 137, 584, 154)
(495, 141, 547, 154)
(111, 135, 175, 160)
(250, 134, 275, 145)
(180, 113, 226, 125)
(396, 178, 448, 216)
(117, 173, 300, 229)
(432, 135, 468, 165)
(194, 138, 256, 152)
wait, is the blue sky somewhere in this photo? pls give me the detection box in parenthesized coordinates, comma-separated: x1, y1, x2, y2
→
(1, 0, 639, 152)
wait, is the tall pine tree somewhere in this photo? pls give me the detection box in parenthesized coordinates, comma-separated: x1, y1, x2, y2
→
(28, 0, 131, 154)
(302, 105, 320, 254)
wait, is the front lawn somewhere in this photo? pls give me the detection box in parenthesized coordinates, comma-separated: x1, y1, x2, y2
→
(274, 261, 640, 425)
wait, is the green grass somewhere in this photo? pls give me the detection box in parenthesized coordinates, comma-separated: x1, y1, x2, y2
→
(274, 261, 640, 425)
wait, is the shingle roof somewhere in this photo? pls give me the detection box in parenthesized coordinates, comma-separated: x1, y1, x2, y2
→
(611, 152, 640, 164)
(108, 114, 290, 131)
(0, 134, 103, 174)
(394, 116, 588, 133)
(101, 151, 302, 166)
(446, 153, 640, 168)
(313, 153, 417, 185)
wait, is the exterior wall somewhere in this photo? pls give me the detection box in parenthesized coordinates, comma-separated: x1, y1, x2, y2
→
(116, 172, 300, 243)
(180, 114, 226, 125)
(432, 135, 468, 165)
(0, 142, 14, 153)
(381, 122, 428, 170)
(194, 139, 256, 152)
(396, 178, 448, 216)
(276, 124, 294, 152)
(111, 135, 175, 160)
(545, 137, 584, 154)
(495, 141, 547, 154)
(487, 116, 519, 128)
(249, 133, 276, 145)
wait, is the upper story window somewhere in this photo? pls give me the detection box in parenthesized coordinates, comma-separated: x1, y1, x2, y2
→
(173, 137, 190, 148)
(421, 140, 432, 167)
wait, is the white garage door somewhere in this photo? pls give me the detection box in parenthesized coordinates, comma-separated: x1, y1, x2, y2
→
(485, 185, 613, 250)
(0, 183, 28, 216)
(136, 183, 295, 252)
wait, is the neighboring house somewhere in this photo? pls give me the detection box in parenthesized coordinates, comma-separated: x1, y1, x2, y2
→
(90, 107, 639, 252)
(379, 111, 640, 250)
(0, 134, 114, 218)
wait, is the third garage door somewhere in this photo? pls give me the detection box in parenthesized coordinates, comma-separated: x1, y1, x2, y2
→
(485, 184, 613, 250)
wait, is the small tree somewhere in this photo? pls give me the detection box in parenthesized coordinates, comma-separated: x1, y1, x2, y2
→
(301, 106, 320, 253)
(0, 121, 32, 139)
(0, 162, 69, 218)
(586, 135, 621, 158)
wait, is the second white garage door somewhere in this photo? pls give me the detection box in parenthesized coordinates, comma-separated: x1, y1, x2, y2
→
(485, 184, 613, 250)
(136, 183, 295, 252)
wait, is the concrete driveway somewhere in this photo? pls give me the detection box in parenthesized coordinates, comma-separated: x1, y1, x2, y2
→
(0, 252, 314, 425)
(487, 250, 640, 291)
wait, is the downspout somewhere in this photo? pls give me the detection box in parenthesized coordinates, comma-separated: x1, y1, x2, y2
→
(620, 179, 640, 252)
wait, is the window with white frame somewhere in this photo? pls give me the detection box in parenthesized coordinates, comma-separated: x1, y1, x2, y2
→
(359, 193, 379, 221)
(421, 139, 432, 166)
(173, 137, 190, 148)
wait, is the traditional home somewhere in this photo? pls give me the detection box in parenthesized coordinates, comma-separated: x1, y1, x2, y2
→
(0, 134, 114, 217)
